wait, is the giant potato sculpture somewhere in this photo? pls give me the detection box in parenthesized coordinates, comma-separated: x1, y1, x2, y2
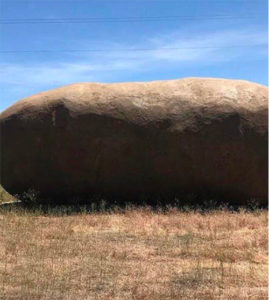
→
(0, 78, 268, 204)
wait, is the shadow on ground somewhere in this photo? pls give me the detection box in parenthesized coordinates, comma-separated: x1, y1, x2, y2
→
(0, 195, 266, 216)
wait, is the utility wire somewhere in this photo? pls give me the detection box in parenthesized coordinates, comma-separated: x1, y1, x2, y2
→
(9, 0, 267, 1)
(0, 44, 266, 54)
(0, 14, 265, 24)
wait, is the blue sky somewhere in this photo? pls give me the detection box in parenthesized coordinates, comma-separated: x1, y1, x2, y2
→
(0, 0, 268, 111)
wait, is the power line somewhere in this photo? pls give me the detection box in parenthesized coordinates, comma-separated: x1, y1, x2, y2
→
(5, 0, 267, 2)
(0, 44, 266, 54)
(0, 14, 265, 24)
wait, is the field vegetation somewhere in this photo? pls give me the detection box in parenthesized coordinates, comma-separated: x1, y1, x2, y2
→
(0, 187, 268, 299)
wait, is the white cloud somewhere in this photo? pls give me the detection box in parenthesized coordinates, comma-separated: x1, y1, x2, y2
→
(0, 27, 267, 89)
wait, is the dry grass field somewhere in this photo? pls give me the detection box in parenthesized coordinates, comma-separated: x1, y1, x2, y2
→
(0, 190, 268, 300)
(0, 186, 17, 204)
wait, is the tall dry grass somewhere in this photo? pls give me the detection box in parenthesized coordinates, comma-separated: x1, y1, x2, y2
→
(0, 205, 267, 299)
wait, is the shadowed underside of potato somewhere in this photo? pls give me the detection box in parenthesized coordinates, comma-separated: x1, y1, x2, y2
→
(0, 78, 268, 204)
